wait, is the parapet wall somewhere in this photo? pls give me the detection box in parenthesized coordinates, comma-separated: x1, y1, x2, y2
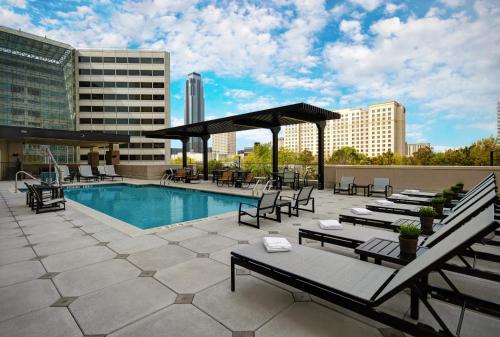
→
(324, 165, 500, 193)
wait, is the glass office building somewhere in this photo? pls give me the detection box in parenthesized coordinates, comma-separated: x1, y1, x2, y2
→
(0, 26, 76, 163)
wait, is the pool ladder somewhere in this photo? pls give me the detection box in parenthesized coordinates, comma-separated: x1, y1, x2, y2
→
(160, 170, 174, 186)
(252, 179, 276, 196)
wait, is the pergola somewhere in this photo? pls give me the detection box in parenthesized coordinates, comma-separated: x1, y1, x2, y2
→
(144, 103, 341, 190)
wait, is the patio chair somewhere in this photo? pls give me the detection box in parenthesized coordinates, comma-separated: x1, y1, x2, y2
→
(104, 165, 124, 181)
(231, 206, 499, 337)
(26, 184, 65, 214)
(78, 165, 99, 182)
(217, 171, 233, 187)
(282, 170, 297, 190)
(173, 168, 187, 182)
(333, 176, 354, 195)
(97, 165, 110, 181)
(368, 177, 392, 197)
(278, 185, 315, 217)
(242, 174, 255, 188)
(238, 191, 280, 228)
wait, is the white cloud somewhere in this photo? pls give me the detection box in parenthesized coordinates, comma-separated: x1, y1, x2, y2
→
(324, 4, 500, 124)
(256, 73, 334, 90)
(236, 95, 277, 112)
(339, 19, 365, 42)
(385, 3, 405, 14)
(224, 89, 254, 99)
(237, 129, 274, 144)
(40, 18, 60, 26)
(439, 0, 465, 8)
(7, 0, 26, 8)
(433, 145, 456, 152)
(349, 0, 382, 11)
(330, 4, 348, 19)
(171, 116, 184, 127)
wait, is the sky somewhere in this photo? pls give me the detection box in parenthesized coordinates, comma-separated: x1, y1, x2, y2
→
(1, 0, 499, 151)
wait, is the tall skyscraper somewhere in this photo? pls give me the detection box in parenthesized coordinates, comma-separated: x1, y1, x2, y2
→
(283, 100, 406, 158)
(184, 72, 205, 153)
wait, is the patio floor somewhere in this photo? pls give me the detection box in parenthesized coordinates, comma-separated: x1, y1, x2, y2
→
(0, 179, 499, 337)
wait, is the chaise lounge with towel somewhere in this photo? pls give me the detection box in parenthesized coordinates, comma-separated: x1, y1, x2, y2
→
(387, 193, 433, 205)
(231, 206, 499, 337)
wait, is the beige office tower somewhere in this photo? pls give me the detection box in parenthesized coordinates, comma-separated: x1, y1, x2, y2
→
(76, 50, 170, 164)
(407, 143, 431, 156)
(212, 132, 236, 157)
(283, 100, 406, 158)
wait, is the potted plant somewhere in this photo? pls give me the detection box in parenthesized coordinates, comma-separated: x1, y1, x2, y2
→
(450, 185, 461, 198)
(431, 197, 446, 216)
(455, 182, 464, 193)
(442, 189, 454, 207)
(399, 223, 422, 256)
(418, 207, 437, 234)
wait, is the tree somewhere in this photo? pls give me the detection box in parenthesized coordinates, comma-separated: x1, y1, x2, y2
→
(411, 146, 433, 165)
(327, 147, 367, 165)
(296, 150, 315, 165)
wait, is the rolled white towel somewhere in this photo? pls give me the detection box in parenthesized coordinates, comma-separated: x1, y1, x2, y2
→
(375, 199, 395, 206)
(390, 193, 408, 199)
(263, 237, 292, 252)
(350, 208, 373, 215)
(403, 189, 420, 193)
(319, 220, 343, 230)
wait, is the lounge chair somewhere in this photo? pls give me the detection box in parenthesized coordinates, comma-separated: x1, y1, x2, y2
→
(97, 165, 110, 181)
(278, 185, 314, 217)
(367, 174, 495, 217)
(231, 207, 499, 337)
(173, 168, 187, 182)
(333, 176, 354, 195)
(78, 165, 99, 182)
(241, 174, 255, 188)
(217, 171, 233, 187)
(238, 191, 280, 228)
(344, 181, 496, 231)
(26, 184, 65, 214)
(387, 194, 432, 206)
(401, 189, 440, 198)
(368, 177, 392, 197)
(104, 165, 123, 181)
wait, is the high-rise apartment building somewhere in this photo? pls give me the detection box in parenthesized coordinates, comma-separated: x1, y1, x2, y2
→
(184, 72, 204, 153)
(76, 50, 170, 164)
(283, 100, 406, 158)
(212, 132, 236, 157)
(0, 26, 77, 163)
(407, 143, 431, 156)
(497, 98, 500, 144)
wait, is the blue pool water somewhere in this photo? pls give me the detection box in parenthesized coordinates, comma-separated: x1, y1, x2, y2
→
(64, 184, 257, 229)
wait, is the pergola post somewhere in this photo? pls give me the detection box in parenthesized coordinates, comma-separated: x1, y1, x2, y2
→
(316, 121, 326, 190)
(181, 137, 189, 168)
(270, 126, 281, 175)
(201, 135, 210, 180)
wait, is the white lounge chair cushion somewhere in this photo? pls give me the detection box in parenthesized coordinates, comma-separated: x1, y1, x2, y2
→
(375, 200, 395, 206)
(319, 220, 343, 230)
(403, 189, 420, 193)
(390, 194, 408, 199)
(45, 198, 65, 205)
(350, 208, 373, 215)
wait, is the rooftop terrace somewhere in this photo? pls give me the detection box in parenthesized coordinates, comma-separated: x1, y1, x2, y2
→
(0, 179, 499, 337)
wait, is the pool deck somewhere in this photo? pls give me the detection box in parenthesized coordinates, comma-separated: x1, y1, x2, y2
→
(1, 179, 499, 337)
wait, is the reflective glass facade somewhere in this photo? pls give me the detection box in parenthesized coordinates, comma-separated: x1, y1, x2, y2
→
(0, 27, 76, 163)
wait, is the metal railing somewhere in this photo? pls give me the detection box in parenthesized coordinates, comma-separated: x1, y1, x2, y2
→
(14, 171, 44, 192)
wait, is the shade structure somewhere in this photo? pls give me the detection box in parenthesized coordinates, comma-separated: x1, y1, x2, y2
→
(144, 103, 341, 189)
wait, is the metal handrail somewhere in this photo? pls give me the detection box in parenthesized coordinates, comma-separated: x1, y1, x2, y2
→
(14, 171, 43, 193)
(252, 179, 262, 196)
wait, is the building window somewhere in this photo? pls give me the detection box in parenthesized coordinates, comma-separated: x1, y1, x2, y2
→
(140, 70, 152, 76)
(78, 56, 90, 62)
(129, 70, 140, 76)
(153, 143, 165, 148)
(153, 119, 165, 124)
(116, 82, 128, 88)
(153, 70, 164, 76)
(80, 106, 91, 112)
(129, 106, 140, 112)
(153, 82, 164, 88)
(141, 94, 152, 100)
(128, 57, 140, 63)
(103, 57, 115, 63)
(90, 56, 103, 63)
(79, 69, 91, 75)
(91, 69, 103, 75)
(154, 155, 165, 160)
(79, 118, 91, 124)
(92, 106, 103, 112)
(129, 155, 140, 160)
(116, 69, 127, 75)
(79, 81, 91, 87)
(142, 155, 153, 160)
(152, 58, 164, 64)
(141, 106, 152, 112)
(141, 82, 152, 88)
(153, 94, 164, 100)
(116, 106, 128, 113)
(103, 69, 115, 75)
(116, 57, 127, 63)
(153, 107, 164, 112)
(142, 143, 153, 148)
(79, 94, 91, 100)
(120, 155, 129, 160)
(80, 154, 88, 160)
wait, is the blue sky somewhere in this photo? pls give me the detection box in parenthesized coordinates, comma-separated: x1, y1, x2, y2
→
(2, 0, 499, 150)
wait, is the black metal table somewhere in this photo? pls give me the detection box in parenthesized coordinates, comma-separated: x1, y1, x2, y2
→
(355, 237, 428, 320)
(275, 199, 292, 219)
(353, 184, 370, 196)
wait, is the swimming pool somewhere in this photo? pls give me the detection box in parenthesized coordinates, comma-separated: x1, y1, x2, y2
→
(64, 184, 257, 229)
